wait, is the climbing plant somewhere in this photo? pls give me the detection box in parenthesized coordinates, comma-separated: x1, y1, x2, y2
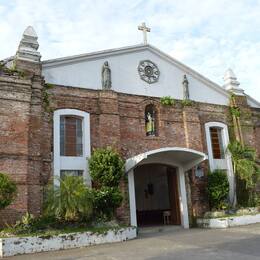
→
(227, 141, 260, 207)
(43, 83, 54, 112)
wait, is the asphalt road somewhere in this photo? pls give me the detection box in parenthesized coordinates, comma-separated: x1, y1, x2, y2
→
(8, 223, 260, 260)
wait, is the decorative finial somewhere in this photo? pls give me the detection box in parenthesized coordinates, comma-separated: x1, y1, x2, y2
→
(16, 26, 41, 63)
(223, 68, 244, 96)
(138, 22, 151, 45)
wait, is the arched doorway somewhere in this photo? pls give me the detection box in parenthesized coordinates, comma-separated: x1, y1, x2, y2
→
(135, 163, 181, 226)
(125, 147, 208, 229)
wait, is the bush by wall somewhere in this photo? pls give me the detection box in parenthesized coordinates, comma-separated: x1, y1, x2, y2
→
(44, 176, 93, 223)
(89, 147, 124, 220)
(0, 173, 17, 210)
(89, 147, 124, 187)
(207, 170, 229, 210)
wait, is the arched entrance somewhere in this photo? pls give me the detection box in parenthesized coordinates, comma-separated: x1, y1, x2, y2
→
(125, 147, 207, 229)
(135, 163, 181, 226)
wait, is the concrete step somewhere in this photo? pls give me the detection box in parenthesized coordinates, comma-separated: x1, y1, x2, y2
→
(138, 225, 182, 235)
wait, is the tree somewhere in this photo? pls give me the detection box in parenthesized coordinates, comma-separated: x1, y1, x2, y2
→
(0, 173, 17, 210)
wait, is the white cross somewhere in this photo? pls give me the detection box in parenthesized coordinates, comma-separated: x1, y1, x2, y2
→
(138, 22, 151, 45)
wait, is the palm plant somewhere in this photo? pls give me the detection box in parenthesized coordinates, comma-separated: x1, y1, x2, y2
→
(44, 176, 93, 222)
(227, 141, 260, 207)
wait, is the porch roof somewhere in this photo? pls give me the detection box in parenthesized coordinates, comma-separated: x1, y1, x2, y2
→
(125, 147, 208, 173)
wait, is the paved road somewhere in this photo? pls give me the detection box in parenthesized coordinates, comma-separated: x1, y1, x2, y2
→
(9, 224, 260, 260)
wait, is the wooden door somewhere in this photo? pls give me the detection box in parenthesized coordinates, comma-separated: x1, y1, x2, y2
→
(167, 168, 181, 225)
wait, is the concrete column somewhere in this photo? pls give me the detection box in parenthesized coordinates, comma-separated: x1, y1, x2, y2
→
(128, 170, 137, 227)
(178, 167, 189, 229)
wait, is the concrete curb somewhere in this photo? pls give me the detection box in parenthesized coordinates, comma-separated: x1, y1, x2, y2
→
(0, 227, 136, 257)
(197, 213, 260, 229)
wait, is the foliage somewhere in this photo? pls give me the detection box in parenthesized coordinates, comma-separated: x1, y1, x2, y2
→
(181, 99, 193, 107)
(43, 83, 54, 112)
(227, 141, 260, 207)
(160, 96, 175, 106)
(0, 62, 25, 78)
(44, 176, 93, 222)
(92, 187, 123, 220)
(229, 107, 241, 118)
(0, 213, 121, 237)
(0, 173, 17, 210)
(89, 147, 124, 187)
(207, 170, 229, 210)
(227, 141, 260, 189)
(89, 147, 125, 219)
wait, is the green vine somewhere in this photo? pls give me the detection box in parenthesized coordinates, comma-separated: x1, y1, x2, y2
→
(0, 62, 25, 78)
(160, 96, 175, 106)
(230, 107, 241, 118)
(43, 83, 54, 112)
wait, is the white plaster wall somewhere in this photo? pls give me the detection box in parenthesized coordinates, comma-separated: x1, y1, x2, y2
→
(42, 49, 229, 106)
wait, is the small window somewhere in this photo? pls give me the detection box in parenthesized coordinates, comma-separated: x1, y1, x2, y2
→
(145, 104, 157, 136)
(60, 116, 83, 156)
(60, 170, 83, 179)
(209, 127, 225, 159)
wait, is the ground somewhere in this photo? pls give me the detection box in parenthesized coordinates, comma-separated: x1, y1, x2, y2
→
(8, 224, 260, 260)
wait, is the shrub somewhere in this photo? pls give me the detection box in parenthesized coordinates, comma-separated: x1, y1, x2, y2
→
(207, 170, 229, 210)
(0, 173, 17, 210)
(44, 176, 93, 222)
(89, 147, 124, 187)
(160, 96, 175, 106)
(181, 99, 193, 107)
(92, 187, 123, 220)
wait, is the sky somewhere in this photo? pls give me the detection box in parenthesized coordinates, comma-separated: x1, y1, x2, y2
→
(0, 0, 260, 101)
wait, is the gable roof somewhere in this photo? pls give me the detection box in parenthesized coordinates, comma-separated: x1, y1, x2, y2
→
(42, 44, 260, 108)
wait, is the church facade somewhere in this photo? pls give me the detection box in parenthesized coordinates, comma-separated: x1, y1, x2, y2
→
(0, 26, 260, 228)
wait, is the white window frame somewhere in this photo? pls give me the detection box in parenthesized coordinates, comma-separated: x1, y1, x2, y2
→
(53, 109, 91, 186)
(205, 121, 234, 202)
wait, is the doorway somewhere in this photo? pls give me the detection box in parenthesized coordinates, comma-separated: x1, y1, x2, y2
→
(134, 164, 181, 227)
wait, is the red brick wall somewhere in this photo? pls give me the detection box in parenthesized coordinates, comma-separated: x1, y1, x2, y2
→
(1, 71, 260, 225)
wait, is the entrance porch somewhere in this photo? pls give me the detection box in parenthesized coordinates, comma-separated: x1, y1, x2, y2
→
(125, 147, 207, 229)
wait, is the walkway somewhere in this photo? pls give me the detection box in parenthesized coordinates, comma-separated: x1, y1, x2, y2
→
(9, 224, 260, 260)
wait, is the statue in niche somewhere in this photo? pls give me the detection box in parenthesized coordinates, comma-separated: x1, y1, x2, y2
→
(102, 61, 112, 90)
(183, 74, 190, 100)
(146, 111, 155, 136)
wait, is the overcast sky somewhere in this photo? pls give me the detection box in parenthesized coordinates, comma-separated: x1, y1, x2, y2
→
(1, 0, 260, 101)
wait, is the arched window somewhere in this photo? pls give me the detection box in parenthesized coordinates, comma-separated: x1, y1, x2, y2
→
(60, 115, 83, 157)
(53, 109, 91, 186)
(145, 104, 157, 136)
(209, 126, 225, 159)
